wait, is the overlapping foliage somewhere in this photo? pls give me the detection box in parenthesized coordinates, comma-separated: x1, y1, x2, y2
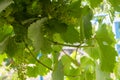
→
(0, 0, 119, 80)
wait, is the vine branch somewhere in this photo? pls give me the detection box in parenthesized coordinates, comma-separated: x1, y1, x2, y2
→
(23, 40, 53, 71)
(48, 39, 94, 48)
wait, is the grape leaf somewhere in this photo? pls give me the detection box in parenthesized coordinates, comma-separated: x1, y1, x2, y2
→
(96, 24, 117, 72)
(28, 18, 52, 53)
(98, 43, 117, 72)
(52, 60, 64, 80)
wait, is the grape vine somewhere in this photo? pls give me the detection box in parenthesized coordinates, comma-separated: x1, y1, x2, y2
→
(0, 0, 119, 80)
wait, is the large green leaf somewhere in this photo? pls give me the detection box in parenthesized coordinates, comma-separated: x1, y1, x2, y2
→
(96, 24, 117, 72)
(52, 60, 64, 80)
(98, 44, 117, 72)
(0, 0, 13, 13)
(28, 18, 52, 53)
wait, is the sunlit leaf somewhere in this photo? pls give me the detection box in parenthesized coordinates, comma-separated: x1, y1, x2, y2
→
(28, 18, 52, 53)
